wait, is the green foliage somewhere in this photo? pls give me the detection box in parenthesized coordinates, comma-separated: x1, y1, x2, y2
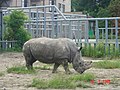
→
(7, 65, 52, 74)
(0, 72, 4, 76)
(31, 79, 48, 89)
(93, 60, 120, 69)
(69, 73, 95, 82)
(48, 76, 76, 89)
(34, 65, 51, 70)
(30, 73, 95, 89)
(7, 66, 36, 74)
(3, 10, 31, 49)
(97, 7, 111, 17)
(82, 43, 120, 58)
(108, 0, 120, 17)
(71, 0, 111, 17)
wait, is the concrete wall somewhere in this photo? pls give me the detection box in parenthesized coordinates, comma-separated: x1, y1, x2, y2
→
(56, 0, 71, 12)
(10, 0, 22, 7)
(9, 0, 71, 12)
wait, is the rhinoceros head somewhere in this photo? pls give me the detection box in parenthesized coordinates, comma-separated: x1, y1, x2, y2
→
(72, 47, 92, 74)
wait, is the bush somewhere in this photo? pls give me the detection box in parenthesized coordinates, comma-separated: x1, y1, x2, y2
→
(3, 10, 31, 49)
(81, 43, 120, 58)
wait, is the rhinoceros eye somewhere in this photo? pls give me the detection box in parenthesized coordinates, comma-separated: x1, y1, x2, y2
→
(79, 62, 84, 66)
(79, 62, 81, 65)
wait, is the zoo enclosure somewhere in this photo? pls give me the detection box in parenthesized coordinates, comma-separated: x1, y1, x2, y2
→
(0, 5, 120, 54)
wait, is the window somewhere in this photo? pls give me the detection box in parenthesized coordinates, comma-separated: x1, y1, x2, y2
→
(49, 0, 56, 5)
(49, 0, 56, 12)
(62, 4, 65, 12)
(58, 3, 61, 11)
(24, 0, 28, 7)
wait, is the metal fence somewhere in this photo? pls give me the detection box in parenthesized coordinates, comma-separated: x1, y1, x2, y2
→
(0, 5, 120, 53)
(0, 40, 17, 50)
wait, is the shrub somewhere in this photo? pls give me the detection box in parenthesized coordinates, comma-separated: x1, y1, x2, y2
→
(3, 10, 31, 49)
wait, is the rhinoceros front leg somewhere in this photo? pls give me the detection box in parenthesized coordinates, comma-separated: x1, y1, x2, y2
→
(62, 60, 71, 74)
(52, 63, 60, 73)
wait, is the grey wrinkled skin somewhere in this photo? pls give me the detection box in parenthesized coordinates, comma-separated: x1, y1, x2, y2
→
(23, 37, 92, 74)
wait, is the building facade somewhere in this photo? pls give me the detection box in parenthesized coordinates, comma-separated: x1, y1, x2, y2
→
(4, 0, 71, 12)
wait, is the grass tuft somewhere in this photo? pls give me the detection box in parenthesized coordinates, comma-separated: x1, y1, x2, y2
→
(93, 60, 120, 69)
(34, 65, 51, 70)
(7, 66, 36, 74)
(0, 72, 4, 76)
(48, 76, 76, 89)
(31, 79, 48, 89)
(69, 73, 95, 82)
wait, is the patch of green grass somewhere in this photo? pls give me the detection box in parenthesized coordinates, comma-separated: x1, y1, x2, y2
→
(7, 66, 36, 74)
(31, 79, 48, 89)
(76, 81, 92, 88)
(0, 72, 4, 76)
(34, 65, 51, 70)
(93, 60, 120, 69)
(48, 76, 76, 89)
(7, 65, 52, 74)
(69, 73, 95, 82)
(30, 73, 95, 89)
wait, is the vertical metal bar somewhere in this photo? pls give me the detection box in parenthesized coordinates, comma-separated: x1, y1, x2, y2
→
(36, 7, 39, 37)
(43, 7, 46, 37)
(105, 19, 108, 48)
(102, 29, 104, 39)
(29, 8, 32, 37)
(54, 14, 58, 38)
(51, 6, 54, 38)
(79, 21, 82, 43)
(115, 18, 119, 48)
(68, 20, 72, 39)
(64, 23, 67, 38)
(85, 20, 89, 44)
(77, 20, 81, 46)
(59, 21, 63, 38)
(0, 10, 3, 40)
(95, 20, 99, 43)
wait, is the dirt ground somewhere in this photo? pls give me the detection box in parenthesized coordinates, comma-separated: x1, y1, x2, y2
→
(0, 52, 120, 90)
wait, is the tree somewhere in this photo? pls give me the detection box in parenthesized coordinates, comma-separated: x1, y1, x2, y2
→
(4, 10, 31, 48)
(71, 0, 112, 17)
(108, 0, 120, 17)
(97, 7, 111, 17)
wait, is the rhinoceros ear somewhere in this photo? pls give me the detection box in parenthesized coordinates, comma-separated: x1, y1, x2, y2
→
(78, 47, 82, 52)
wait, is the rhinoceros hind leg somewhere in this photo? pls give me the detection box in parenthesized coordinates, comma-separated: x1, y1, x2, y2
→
(25, 55, 36, 70)
(52, 63, 60, 73)
(62, 60, 71, 74)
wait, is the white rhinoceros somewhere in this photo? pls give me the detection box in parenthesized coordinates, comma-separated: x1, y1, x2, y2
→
(23, 37, 92, 74)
